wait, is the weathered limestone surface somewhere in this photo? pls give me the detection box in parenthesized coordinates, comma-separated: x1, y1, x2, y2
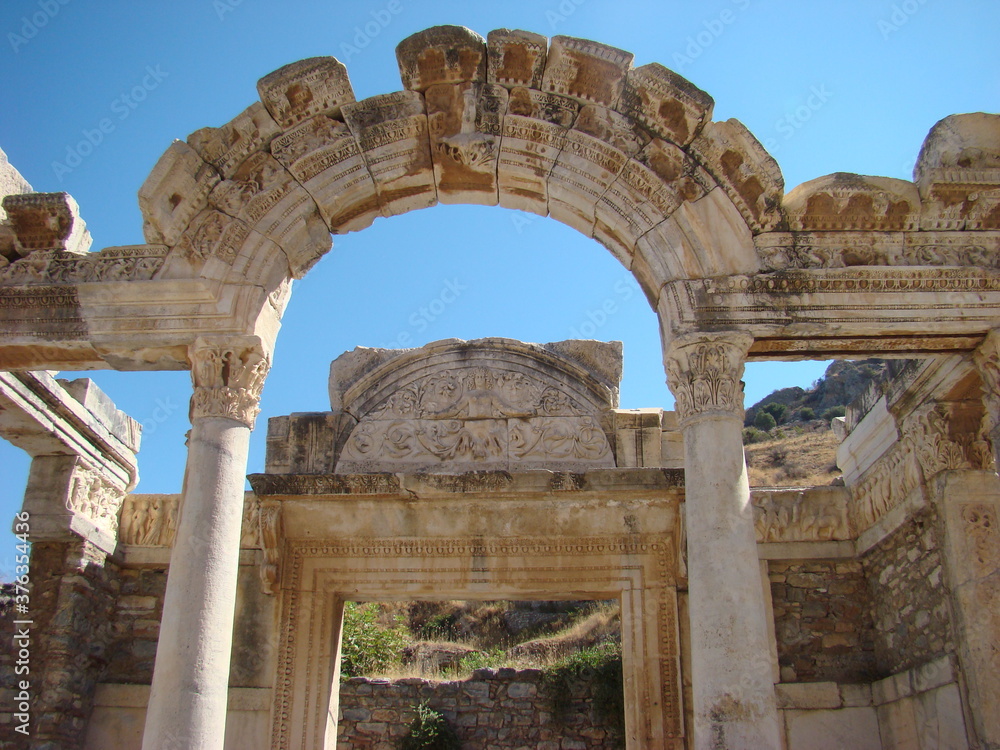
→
(666, 331, 782, 750)
(142, 337, 270, 750)
(329, 338, 621, 474)
(1, 25, 999, 750)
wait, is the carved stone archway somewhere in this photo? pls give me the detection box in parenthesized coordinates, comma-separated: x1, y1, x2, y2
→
(2, 21, 999, 750)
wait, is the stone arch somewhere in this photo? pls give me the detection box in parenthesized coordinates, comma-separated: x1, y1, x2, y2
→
(3, 27, 997, 370)
(137, 25, 779, 323)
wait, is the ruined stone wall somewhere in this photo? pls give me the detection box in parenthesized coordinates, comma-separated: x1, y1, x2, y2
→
(337, 668, 622, 749)
(101, 568, 167, 684)
(862, 506, 953, 676)
(768, 560, 876, 683)
(2, 542, 121, 750)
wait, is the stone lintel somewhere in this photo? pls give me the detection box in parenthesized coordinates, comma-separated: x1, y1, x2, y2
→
(0, 370, 139, 484)
(247, 467, 684, 498)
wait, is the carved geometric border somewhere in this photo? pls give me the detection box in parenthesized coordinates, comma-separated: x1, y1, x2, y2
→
(271, 534, 682, 750)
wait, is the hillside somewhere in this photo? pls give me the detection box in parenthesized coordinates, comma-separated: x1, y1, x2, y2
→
(743, 359, 886, 487)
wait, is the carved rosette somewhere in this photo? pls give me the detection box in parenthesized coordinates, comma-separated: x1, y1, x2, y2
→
(665, 332, 752, 427)
(189, 337, 271, 429)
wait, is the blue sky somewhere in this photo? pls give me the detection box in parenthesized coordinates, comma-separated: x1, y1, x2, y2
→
(1, 0, 997, 577)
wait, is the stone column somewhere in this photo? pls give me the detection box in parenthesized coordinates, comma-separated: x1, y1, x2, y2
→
(665, 331, 781, 750)
(142, 337, 269, 750)
(973, 329, 1000, 471)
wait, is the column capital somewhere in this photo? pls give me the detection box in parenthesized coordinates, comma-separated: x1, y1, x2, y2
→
(665, 331, 752, 427)
(189, 336, 271, 429)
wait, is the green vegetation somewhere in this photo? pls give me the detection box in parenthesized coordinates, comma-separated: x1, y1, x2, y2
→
(762, 402, 788, 424)
(822, 405, 847, 420)
(542, 642, 624, 744)
(401, 703, 461, 750)
(754, 410, 777, 431)
(798, 407, 816, 420)
(339, 603, 407, 679)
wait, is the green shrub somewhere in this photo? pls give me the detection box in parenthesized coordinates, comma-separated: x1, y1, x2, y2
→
(401, 703, 461, 750)
(754, 410, 777, 431)
(455, 647, 505, 674)
(339, 603, 407, 679)
(798, 407, 816, 421)
(743, 427, 767, 444)
(822, 405, 847, 420)
(762, 402, 788, 423)
(543, 642, 624, 744)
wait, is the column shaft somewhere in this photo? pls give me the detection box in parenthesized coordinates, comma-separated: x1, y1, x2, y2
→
(666, 332, 781, 750)
(141, 418, 250, 748)
(142, 337, 269, 750)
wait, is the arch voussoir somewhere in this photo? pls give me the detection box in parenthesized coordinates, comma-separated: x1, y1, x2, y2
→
(342, 91, 438, 217)
(689, 118, 785, 234)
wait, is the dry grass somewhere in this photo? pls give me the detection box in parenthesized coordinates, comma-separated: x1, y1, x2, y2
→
(369, 602, 622, 682)
(745, 426, 842, 487)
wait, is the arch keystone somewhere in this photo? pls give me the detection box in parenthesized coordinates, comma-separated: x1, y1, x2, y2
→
(396, 25, 487, 92)
(256, 57, 356, 129)
(426, 82, 508, 205)
(486, 29, 547, 89)
(620, 63, 714, 147)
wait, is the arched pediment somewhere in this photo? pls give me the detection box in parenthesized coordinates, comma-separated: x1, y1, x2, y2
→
(328, 338, 621, 473)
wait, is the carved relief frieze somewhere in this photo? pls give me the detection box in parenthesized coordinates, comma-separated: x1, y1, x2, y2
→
(336, 359, 615, 472)
(755, 231, 1000, 271)
(189, 337, 270, 429)
(62, 460, 129, 536)
(752, 488, 851, 542)
(0, 245, 168, 285)
(119, 494, 179, 547)
(665, 332, 751, 426)
(850, 402, 995, 531)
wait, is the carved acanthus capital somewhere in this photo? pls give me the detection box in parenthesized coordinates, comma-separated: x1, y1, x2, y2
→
(189, 336, 271, 429)
(665, 331, 752, 426)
